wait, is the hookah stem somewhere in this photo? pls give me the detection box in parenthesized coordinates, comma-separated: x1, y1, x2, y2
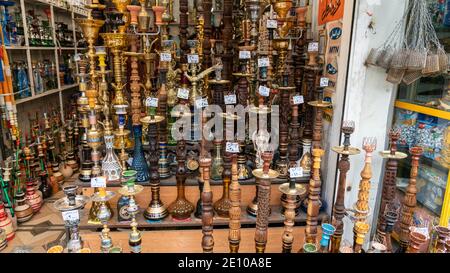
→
(202, 0, 212, 68)
(0, 175, 13, 217)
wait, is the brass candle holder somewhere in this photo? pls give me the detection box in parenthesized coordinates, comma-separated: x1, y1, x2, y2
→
(142, 114, 168, 220)
(330, 121, 360, 253)
(254, 152, 279, 253)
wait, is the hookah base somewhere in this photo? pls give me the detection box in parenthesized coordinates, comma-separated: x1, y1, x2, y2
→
(144, 204, 169, 220)
(213, 198, 232, 218)
(168, 198, 195, 220)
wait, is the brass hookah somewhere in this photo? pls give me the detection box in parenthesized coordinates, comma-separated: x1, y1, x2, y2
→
(184, 40, 220, 105)
(118, 170, 144, 253)
(330, 121, 361, 253)
(91, 187, 115, 253)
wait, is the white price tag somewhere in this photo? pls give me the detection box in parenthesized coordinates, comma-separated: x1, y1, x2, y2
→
(225, 142, 240, 153)
(320, 77, 329, 87)
(258, 57, 270, 67)
(308, 42, 319, 52)
(177, 88, 190, 100)
(127, 157, 134, 166)
(266, 19, 278, 29)
(195, 97, 208, 108)
(90, 176, 107, 188)
(187, 54, 199, 64)
(258, 85, 270, 97)
(145, 97, 159, 107)
(224, 94, 237, 105)
(160, 52, 172, 62)
(293, 95, 304, 105)
(74, 54, 81, 61)
(239, 50, 251, 59)
(62, 210, 79, 222)
(289, 167, 303, 178)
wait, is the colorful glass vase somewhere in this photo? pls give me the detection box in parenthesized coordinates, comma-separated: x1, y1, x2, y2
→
(131, 125, 150, 183)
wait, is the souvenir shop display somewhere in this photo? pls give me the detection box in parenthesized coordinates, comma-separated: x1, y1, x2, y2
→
(0, 0, 449, 255)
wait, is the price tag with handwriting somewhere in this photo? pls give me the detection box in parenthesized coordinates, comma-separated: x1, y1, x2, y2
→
(320, 77, 329, 87)
(266, 19, 278, 29)
(289, 167, 303, 178)
(91, 176, 106, 188)
(195, 97, 208, 109)
(160, 52, 172, 62)
(224, 94, 237, 105)
(225, 142, 240, 153)
(145, 97, 158, 107)
(239, 50, 251, 59)
(177, 88, 190, 100)
(308, 42, 319, 52)
(258, 85, 270, 97)
(293, 95, 304, 105)
(62, 210, 79, 222)
(258, 57, 270, 67)
(187, 54, 199, 64)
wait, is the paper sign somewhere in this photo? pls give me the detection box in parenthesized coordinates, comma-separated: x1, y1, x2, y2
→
(62, 210, 79, 222)
(293, 95, 304, 105)
(258, 57, 270, 67)
(318, 0, 345, 25)
(187, 54, 199, 64)
(320, 77, 330, 87)
(289, 167, 304, 178)
(160, 52, 172, 62)
(239, 50, 251, 59)
(195, 97, 208, 109)
(308, 42, 319, 52)
(266, 19, 278, 29)
(224, 94, 237, 105)
(177, 88, 190, 100)
(258, 85, 270, 97)
(225, 142, 240, 153)
(145, 97, 158, 107)
(91, 176, 106, 188)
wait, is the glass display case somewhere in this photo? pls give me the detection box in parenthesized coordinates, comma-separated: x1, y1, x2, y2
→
(392, 0, 450, 232)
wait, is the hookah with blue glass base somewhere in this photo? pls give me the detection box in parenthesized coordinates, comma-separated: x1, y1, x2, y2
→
(0, 1, 15, 46)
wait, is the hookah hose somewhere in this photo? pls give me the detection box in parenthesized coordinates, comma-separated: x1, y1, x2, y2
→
(0, 174, 13, 217)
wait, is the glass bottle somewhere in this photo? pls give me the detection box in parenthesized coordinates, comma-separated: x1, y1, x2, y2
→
(102, 134, 122, 182)
(210, 139, 224, 180)
(117, 170, 136, 223)
(131, 125, 150, 183)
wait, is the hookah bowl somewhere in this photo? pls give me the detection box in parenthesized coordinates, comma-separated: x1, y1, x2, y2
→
(76, 18, 105, 48)
(53, 186, 90, 253)
(127, 3, 141, 27)
(320, 223, 336, 250)
(152, 5, 166, 26)
(301, 243, 318, 253)
(113, 0, 132, 33)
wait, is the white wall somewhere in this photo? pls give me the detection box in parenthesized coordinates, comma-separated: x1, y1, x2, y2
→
(333, 0, 407, 247)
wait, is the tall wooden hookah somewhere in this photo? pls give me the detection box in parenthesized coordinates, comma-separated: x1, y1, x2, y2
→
(398, 147, 423, 253)
(330, 121, 361, 253)
(375, 130, 407, 252)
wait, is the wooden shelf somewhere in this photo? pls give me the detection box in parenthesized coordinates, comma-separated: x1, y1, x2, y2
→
(79, 205, 326, 230)
(16, 83, 78, 104)
(28, 46, 57, 50)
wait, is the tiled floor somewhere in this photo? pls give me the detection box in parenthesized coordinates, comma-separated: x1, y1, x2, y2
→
(1, 176, 83, 253)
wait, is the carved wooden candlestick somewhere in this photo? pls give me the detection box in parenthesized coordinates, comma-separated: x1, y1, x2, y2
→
(406, 231, 427, 253)
(398, 146, 423, 253)
(352, 137, 377, 252)
(376, 130, 407, 242)
(330, 121, 360, 253)
(201, 156, 214, 253)
(168, 138, 194, 220)
(353, 221, 369, 253)
(254, 152, 279, 253)
(228, 154, 241, 253)
(142, 115, 168, 220)
(304, 148, 324, 245)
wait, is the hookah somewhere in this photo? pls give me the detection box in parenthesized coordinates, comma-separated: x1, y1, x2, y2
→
(91, 187, 115, 253)
(53, 185, 90, 253)
(43, 113, 64, 186)
(200, 155, 214, 253)
(0, 1, 15, 46)
(254, 152, 279, 253)
(118, 170, 144, 253)
(330, 121, 361, 253)
(141, 112, 168, 220)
